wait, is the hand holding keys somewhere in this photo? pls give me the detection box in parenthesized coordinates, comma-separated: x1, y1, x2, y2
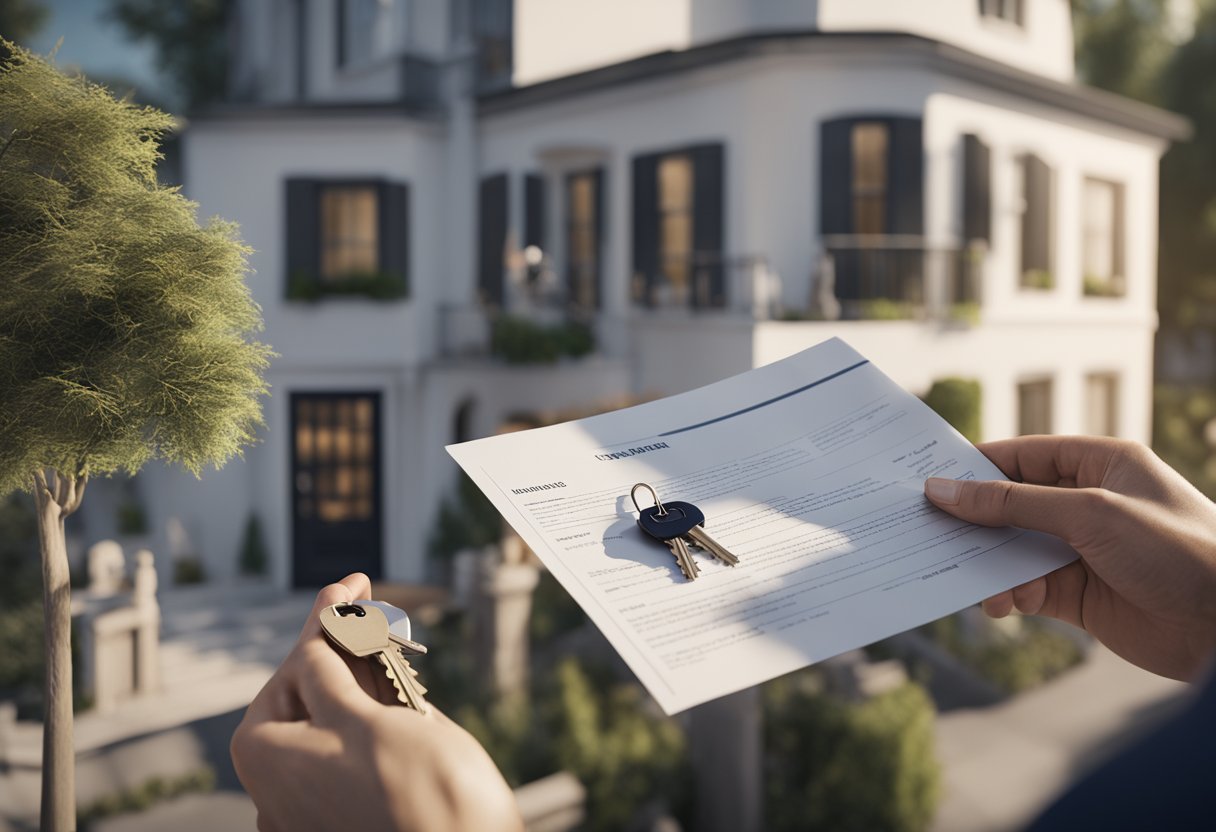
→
(319, 599, 430, 713)
(631, 483, 741, 581)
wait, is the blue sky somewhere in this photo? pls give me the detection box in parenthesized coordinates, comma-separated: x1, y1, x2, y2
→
(25, 0, 173, 108)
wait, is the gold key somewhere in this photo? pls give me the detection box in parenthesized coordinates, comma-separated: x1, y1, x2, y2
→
(319, 602, 429, 713)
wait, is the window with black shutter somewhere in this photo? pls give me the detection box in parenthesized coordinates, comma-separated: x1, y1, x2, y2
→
(631, 141, 725, 308)
(819, 116, 923, 238)
(565, 168, 603, 310)
(524, 173, 546, 252)
(284, 177, 409, 301)
(1018, 153, 1054, 289)
(962, 134, 992, 245)
(478, 173, 509, 307)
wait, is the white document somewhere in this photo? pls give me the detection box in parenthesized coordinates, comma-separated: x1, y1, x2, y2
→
(447, 338, 1077, 714)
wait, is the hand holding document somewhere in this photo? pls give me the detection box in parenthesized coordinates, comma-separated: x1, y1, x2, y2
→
(448, 338, 1077, 713)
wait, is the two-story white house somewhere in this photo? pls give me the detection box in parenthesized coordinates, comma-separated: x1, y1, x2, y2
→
(77, 0, 1186, 588)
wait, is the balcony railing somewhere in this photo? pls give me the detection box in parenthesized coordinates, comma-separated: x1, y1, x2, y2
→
(815, 236, 982, 322)
(631, 254, 783, 319)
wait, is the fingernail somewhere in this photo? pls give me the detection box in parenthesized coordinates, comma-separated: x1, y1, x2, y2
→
(925, 478, 963, 506)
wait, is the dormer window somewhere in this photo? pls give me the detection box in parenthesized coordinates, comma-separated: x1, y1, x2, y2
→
(979, 0, 1024, 26)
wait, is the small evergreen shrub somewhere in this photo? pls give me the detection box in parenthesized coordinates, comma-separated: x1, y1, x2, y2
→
(172, 556, 206, 585)
(238, 513, 268, 576)
(922, 378, 982, 443)
(764, 675, 940, 832)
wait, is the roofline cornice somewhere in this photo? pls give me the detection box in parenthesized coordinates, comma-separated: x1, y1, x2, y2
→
(478, 30, 1191, 141)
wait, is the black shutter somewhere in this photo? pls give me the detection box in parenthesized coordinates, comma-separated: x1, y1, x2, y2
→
(690, 142, 726, 308)
(632, 153, 660, 304)
(478, 173, 508, 307)
(591, 167, 604, 308)
(285, 178, 319, 294)
(819, 119, 854, 236)
(524, 173, 545, 251)
(1021, 154, 1052, 274)
(378, 181, 409, 297)
(888, 116, 924, 236)
(962, 133, 991, 245)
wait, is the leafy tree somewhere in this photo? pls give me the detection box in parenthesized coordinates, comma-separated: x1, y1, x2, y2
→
(1072, 0, 1174, 105)
(0, 41, 269, 830)
(106, 0, 229, 110)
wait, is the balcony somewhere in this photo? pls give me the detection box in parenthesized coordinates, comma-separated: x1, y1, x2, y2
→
(630, 254, 782, 319)
(814, 236, 983, 323)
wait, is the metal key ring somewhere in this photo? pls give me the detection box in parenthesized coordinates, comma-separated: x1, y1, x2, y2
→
(630, 482, 667, 516)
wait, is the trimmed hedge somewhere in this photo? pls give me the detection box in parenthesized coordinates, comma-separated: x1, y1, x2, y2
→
(922, 378, 981, 443)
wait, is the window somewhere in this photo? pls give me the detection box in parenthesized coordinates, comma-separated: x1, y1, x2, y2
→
(632, 143, 725, 308)
(337, 0, 402, 69)
(1084, 373, 1120, 436)
(284, 178, 409, 300)
(566, 170, 602, 310)
(979, 0, 1023, 25)
(1018, 154, 1054, 289)
(320, 185, 379, 280)
(658, 154, 694, 301)
(1017, 378, 1053, 435)
(852, 122, 889, 236)
(1082, 178, 1126, 297)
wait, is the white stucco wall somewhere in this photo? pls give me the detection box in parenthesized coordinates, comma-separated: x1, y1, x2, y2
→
(818, 0, 1074, 82)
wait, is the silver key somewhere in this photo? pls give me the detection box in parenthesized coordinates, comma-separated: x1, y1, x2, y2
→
(319, 602, 429, 713)
(684, 524, 740, 567)
(668, 535, 701, 581)
(358, 600, 428, 656)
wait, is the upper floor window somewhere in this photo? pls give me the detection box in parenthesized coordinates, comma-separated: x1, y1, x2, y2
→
(658, 154, 695, 300)
(566, 169, 603, 310)
(338, 0, 404, 69)
(320, 185, 379, 280)
(852, 122, 889, 236)
(979, 0, 1024, 26)
(632, 144, 725, 309)
(1017, 153, 1054, 289)
(1082, 178, 1126, 297)
(285, 178, 410, 300)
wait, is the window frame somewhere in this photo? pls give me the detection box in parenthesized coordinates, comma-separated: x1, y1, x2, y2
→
(1016, 376, 1054, 436)
(317, 182, 382, 282)
(564, 168, 603, 311)
(1081, 176, 1126, 298)
(1083, 372, 1120, 437)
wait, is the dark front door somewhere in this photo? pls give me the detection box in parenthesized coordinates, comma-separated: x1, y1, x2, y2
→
(290, 392, 383, 587)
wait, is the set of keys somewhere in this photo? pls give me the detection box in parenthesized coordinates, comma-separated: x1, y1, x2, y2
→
(631, 483, 740, 581)
(319, 599, 430, 713)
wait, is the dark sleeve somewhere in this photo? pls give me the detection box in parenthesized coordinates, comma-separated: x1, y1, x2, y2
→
(1025, 670, 1216, 831)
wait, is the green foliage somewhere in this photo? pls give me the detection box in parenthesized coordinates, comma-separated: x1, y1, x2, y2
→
(490, 316, 595, 364)
(1083, 274, 1126, 297)
(0, 43, 271, 498)
(922, 613, 1084, 694)
(172, 556, 206, 585)
(529, 569, 587, 644)
(545, 659, 689, 832)
(77, 766, 216, 828)
(764, 675, 940, 832)
(1021, 269, 1054, 290)
(238, 513, 268, 576)
(947, 301, 980, 325)
(106, 0, 227, 111)
(922, 378, 982, 443)
(1073, 0, 1174, 105)
(116, 501, 147, 535)
(428, 472, 503, 562)
(1153, 384, 1216, 498)
(286, 270, 407, 302)
(858, 298, 916, 320)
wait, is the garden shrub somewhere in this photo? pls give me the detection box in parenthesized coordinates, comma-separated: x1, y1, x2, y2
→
(490, 316, 595, 364)
(427, 472, 503, 563)
(922, 378, 982, 443)
(238, 513, 268, 576)
(921, 613, 1083, 694)
(764, 674, 940, 832)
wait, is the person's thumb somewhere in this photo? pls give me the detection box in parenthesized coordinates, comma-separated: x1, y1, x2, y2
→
(924, 476, 1102, 544)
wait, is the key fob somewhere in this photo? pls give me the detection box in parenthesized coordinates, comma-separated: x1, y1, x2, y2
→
(637, 500, 704, 541)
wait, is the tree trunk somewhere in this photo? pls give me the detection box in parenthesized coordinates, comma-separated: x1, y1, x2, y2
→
(33, 469, 86, 832)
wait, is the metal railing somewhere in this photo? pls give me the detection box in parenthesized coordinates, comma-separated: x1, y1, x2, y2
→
(631, 253, 783, 319)
(814, 236, 983, 322)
